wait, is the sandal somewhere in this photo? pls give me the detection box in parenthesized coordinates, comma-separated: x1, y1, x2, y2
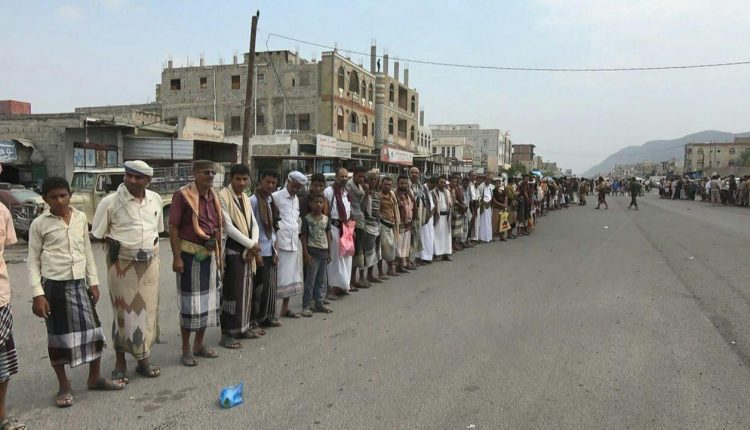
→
(181, 352, 198, 367)
(194, 346, 219, 359)
(220, 335, 244, 349)
(261, 319, 283, 327)
(55, 390, 74, 408)
(313, 303, 333, 314)
(237, 331, 261, 339)
(111, 370, 129, 385)
(0, 416, 25, 429)
(135, 363, 161, 378)
(87, 377, 125, 391)
(301, 308, 313, 318)
(283, 310, 301, 319)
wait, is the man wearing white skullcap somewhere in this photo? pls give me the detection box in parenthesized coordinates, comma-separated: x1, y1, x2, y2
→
(272, 171, 306, 319)
(91, 159, 164, 382)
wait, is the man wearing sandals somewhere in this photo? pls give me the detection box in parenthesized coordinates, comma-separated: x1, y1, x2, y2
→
(273, 171, 306, 319)
(91, 160, 163, 383)
(169, 161, 223, 367)
(218, 164, 261, 349)
(0, 199, 24, 428)
(29, 177, 125, 407)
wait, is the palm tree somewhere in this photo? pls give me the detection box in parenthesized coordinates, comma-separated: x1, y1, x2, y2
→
(736, 149, 750, 167)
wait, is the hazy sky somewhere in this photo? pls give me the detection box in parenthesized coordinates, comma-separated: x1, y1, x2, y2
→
(4, 0, 750, 173)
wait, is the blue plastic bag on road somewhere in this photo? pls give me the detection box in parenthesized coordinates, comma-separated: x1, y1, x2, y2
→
(219, 382, 244, 409)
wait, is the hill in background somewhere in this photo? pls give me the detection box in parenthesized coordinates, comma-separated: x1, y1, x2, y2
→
(582, 130, 750, 177)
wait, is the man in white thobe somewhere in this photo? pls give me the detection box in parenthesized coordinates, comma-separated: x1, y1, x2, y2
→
(431, 176, 452, 261)
(324, 168, 353, 296)
(476, 175, 494, 243)
(417, 176, 437, 263)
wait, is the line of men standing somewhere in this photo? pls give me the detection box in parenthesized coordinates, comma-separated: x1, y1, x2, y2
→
(0, 159, 567, 421)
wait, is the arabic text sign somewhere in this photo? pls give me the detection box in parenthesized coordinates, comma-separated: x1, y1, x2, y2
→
(0, 140, 18, 163)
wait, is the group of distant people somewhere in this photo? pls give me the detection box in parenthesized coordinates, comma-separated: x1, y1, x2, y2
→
(659, 175, 750, 207)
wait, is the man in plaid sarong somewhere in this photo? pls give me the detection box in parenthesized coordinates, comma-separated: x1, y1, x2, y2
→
(29, 177, 124, 408)
(0, 202, 23, 428)
(169, 161, 223, 367)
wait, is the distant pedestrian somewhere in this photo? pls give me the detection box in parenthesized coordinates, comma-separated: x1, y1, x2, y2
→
(595, 177, 608, 210)
(627, 177, 641, 210)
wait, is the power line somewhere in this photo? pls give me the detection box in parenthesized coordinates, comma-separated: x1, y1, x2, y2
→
(265, 34, 295, 117)
(268, 32, 750, 73)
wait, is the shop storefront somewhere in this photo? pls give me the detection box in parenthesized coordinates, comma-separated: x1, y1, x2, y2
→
(0, 138, 45, 187)
(379, 144, 414, 175)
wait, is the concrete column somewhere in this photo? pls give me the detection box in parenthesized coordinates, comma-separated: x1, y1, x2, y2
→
(383, 54, 389, 75)
(404, 68, 409, 86)
(370, 45, 376, 73)
(394, 61, 400, 82)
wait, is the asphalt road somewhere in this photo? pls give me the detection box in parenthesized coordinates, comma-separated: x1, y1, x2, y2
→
(5, 192, 750, 429)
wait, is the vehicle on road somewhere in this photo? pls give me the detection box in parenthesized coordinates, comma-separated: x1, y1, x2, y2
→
(70, 165, 195, 230)
(0, 183, 45, 241)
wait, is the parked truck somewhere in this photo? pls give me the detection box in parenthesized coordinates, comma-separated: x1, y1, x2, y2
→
(70, 165, 197, 230)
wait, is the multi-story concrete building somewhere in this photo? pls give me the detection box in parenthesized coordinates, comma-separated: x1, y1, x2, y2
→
(157, 50, 377, 155)
(415, 111, 432, 155)
(429, 124, 503, 174)
(372, 50, 420, 156)
(511, 144, 536, 171)
(684, 138, 750, 173)
(432, 137, 474, 173)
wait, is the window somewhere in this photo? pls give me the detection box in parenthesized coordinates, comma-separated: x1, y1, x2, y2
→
(717, 161, 721, 166)
(170, 78, 181, 90)
(398, 87, 408, 110)
(389, 84, 395, 103)
(388, 117, 394, 136)
(368, 84, 374, 102)
(230, 116, 241, 132)
(398, 118, 407, 138)
(231, 75, 241, 89)
(291, 78, 296, 87)
(697, 148, 704, 153)
(729, 159, 735, 166)
(371, 122, 374, 136)
(451, 147, 456, 158)
(361, 80, 366, 98)
(337, 67, 345, 90)
(257, 73, 265, 81)
(349, 71, 360, 94)
(362, 116, 368, 137)
(410, 95, 416, 113)
(256, 114, 265, 125)
(730, 148, 736, 154)
(349, 112, 358, 133)
(165, 117, 178, 126)
(687, 148, 692, 154)
(337, 107, 345, 131)
(410, 125, 415, 142)
(285, 114, 296, 129)
(199, 77, 208, 89)
(298, 114, 310, 131)
(299, 71, 310, 86)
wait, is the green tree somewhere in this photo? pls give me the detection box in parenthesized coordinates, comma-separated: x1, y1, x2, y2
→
(736, 149, 750, 167)
(506, 162, 528, 178)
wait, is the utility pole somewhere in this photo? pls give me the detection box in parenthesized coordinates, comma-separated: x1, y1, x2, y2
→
(241, 10, 259, 166)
